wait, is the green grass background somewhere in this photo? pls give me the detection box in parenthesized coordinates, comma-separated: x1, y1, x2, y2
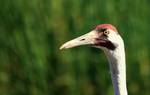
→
(0, 0, 150, 95)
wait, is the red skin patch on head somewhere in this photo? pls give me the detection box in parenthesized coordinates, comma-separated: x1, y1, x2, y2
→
(95, 24, 118, 32)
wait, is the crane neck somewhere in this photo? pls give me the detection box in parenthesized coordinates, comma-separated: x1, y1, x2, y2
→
(104, 42, 128, 95)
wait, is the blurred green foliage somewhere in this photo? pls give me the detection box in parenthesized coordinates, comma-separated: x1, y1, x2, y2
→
(0, 0, 150, 95)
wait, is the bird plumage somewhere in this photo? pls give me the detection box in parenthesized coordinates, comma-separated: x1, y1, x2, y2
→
(103, 34, 127, 95)
(60, 24, 128, 95)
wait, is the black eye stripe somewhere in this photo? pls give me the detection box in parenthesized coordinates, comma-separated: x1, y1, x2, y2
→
(97, 28, 107, 32)
(101, 28, 107, 32)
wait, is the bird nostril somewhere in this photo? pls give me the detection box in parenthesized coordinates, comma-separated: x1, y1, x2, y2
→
(80, 39, 85, 41)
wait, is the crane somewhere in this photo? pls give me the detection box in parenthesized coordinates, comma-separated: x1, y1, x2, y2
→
(60, 24, 128, 95)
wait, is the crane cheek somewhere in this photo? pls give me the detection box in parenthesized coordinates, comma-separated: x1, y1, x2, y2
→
(93, 39, 116, 50)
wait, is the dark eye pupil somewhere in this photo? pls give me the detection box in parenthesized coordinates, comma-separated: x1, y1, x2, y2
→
(104, 31, 108, 34)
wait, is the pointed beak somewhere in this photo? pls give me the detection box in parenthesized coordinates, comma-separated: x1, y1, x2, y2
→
(60, 31, 99, 50)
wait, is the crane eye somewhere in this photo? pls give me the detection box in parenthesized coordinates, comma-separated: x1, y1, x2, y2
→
(103, 30, 109, 35)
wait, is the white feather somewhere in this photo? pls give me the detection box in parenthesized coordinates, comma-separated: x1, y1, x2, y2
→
(103, 30, 128, 95)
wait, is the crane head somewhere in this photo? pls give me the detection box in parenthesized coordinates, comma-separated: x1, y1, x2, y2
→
(60, 24, 122, 51)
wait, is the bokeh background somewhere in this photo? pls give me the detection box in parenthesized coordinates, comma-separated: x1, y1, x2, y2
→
(0, 0, 150, 95)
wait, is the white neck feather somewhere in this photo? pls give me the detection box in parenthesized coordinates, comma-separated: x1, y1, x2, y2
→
(104, 38, 128, 95)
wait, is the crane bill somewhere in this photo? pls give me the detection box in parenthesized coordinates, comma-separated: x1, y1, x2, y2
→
(60, 31, 98, 50)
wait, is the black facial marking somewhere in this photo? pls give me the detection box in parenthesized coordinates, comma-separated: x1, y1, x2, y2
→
(101, 41, 116, 50)
(101, 28, 107, 32)
(94, 39, 116, 50)
(97, 28, 107, 32)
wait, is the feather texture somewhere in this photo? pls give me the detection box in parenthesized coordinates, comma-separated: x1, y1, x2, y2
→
(104, 35, 128, 95)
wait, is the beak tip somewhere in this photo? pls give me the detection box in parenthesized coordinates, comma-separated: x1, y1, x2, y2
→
(59, 46, 64, 50)
(59, 44, 67, 50)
